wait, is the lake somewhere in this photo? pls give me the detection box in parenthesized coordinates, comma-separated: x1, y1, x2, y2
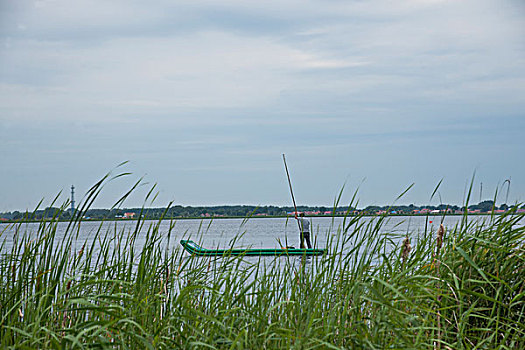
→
(3, 215, 520, 255)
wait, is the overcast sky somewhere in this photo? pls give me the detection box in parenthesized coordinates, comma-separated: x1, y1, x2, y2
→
(1, 0, 524, 211)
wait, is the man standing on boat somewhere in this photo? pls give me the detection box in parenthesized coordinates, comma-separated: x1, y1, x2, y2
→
(295, 212, 312, 249)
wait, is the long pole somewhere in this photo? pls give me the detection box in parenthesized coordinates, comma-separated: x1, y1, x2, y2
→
(283, 154, 303, 246)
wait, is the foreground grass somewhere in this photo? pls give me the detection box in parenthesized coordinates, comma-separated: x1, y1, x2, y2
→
(1, 192, 524, 349)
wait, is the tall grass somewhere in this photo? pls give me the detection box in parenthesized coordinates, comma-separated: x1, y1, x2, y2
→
(1, 179, 524, 349)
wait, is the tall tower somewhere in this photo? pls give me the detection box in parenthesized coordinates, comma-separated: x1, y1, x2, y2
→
(71, 185, 75, 214)
(480, 182, 483, 202)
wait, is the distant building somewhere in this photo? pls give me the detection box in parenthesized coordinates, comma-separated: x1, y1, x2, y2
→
(123, 212, 135, 219)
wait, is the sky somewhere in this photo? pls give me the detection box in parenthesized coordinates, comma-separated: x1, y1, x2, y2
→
(1, 0, 524, 211)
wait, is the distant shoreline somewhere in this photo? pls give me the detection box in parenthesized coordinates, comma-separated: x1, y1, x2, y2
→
(0, 212, 515, 224)
(2, 199, 521, 223)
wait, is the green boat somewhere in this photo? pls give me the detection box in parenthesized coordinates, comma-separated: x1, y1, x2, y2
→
(180, 239, 326, 257)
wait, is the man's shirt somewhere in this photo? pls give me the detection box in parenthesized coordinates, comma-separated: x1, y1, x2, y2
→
(298, 217, 310, 233)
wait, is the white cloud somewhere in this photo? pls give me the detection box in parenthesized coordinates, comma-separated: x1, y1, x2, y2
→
(1, 28, 379, 122)
(0, 0, 524, 209)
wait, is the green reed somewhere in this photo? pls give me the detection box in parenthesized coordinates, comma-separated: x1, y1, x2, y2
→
(1, 177, 524, 349)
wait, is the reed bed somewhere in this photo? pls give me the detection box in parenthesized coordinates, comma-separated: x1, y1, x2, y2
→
(1, 185, 524, 349)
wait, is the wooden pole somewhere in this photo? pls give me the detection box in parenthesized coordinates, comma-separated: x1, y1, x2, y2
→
(283, 154, 304, 247)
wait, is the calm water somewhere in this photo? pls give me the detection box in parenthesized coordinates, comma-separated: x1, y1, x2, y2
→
(2, 215, 518, 254)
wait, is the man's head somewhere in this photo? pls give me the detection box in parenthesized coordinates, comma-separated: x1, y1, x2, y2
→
(300, 212, 305, 217)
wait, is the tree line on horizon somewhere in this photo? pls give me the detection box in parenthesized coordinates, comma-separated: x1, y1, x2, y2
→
(1, 200, 522, 221)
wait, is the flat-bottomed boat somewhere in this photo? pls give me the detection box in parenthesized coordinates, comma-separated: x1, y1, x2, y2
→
(180, 239, 326, 257)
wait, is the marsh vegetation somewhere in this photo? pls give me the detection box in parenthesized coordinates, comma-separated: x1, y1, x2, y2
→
(1, 179, 524, 349)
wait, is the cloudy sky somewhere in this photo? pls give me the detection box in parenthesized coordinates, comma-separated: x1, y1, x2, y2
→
(1, 0, 524, 211)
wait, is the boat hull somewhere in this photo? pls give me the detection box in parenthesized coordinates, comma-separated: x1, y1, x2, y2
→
(180, 240, 325, 257)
